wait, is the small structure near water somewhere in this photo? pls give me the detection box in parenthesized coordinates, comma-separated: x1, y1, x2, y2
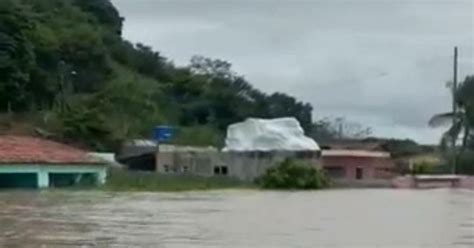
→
(392, 175, 474, 189)
(321, 149, 394, 181)
(0, 135, 107, 188)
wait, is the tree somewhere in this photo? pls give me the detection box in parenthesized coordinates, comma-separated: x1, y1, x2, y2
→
(456, 76, 474, 149)
(310, 117, 372, 142)
(429, 76, 474, 174)
(73, 0, 123, 35)
(0, 0, 35, 111)
(429, 76, 474, 151)
(0, 0, 319, 152)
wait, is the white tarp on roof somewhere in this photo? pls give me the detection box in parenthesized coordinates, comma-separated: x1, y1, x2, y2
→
(223, 117, 320, 152)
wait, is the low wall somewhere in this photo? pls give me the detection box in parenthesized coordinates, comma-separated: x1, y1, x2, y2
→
(459, 176, 474, 189)
(332, 179, 392, 188)
(391, 176, 415, 188)
(391, 175, 474, 189)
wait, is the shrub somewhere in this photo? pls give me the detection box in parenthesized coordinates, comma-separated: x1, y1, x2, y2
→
(457, 151, 474, 175)
(256, 159, 330, 189)
(411, 162, 433, 175)
(410, 162, 456, 175)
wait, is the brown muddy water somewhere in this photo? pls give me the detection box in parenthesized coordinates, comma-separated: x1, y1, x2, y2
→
(0, 189, 473, 248)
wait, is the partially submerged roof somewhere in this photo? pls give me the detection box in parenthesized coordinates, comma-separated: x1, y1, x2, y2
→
(0, 135, 104, 165)
(117, 139, 157, 160)
(223, 117, 320, 152)
(322, 149, 391, 158)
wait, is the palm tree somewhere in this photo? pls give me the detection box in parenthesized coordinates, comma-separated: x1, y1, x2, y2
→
(429, 76, 474, 152)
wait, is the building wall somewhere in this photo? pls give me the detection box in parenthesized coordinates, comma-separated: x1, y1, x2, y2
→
(322, 156, 394, 180)
(0, 165, 107, 188)
(156, 151, 218, 176)
(156, 150, 320, 181)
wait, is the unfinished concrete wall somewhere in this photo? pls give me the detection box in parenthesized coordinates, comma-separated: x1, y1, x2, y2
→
(156, 149, 320, 181)
(156, 150, 219, 176)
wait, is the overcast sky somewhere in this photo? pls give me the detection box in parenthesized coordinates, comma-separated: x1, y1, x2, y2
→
(113, 0, 473, 144)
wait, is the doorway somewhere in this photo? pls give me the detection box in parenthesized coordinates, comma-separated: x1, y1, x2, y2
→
(356, 167, 363, 180)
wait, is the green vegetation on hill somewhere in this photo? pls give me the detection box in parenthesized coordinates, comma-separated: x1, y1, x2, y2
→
(0, 0, 313, 150)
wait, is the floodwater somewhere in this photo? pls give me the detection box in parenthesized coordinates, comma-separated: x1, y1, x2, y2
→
(0, 189, 473, 248)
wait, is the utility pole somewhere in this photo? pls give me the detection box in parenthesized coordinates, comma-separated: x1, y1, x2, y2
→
(452, 46, 458, 174)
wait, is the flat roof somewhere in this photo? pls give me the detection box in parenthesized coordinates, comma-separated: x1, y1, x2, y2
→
(159, 144, 218, 153)
(322, 149, 391, 158)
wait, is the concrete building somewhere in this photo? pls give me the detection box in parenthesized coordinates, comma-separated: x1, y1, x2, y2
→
(321, 149, 395, 181)
(155, 144, 320, 181)
(153, 118, 324, 181)
(0, 136, 107, 188)
(155, 144, 219, 176)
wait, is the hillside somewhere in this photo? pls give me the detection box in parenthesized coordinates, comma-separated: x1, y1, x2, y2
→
(0, 0, 314, 150)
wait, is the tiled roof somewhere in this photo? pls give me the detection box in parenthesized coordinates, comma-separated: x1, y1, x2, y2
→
(0, 135, 104, 165)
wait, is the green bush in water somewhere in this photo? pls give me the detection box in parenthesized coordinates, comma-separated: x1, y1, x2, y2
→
(457, 151, 474, 175)
(256, 159, 330, 189)
(411, 162, 433, 175)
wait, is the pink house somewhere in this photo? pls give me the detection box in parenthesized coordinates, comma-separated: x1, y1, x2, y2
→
(321, 149, 395, 181)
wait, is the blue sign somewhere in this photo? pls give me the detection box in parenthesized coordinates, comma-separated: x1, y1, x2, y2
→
(153, 126, 175, 142)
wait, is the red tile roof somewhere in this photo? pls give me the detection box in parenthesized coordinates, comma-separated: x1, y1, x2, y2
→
(0, 135, 104, 165)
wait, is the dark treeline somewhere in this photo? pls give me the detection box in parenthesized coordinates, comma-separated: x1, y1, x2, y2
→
(0, 0, 313, 150)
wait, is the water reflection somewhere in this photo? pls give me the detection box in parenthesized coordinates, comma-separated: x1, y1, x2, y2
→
(0, 189, 473, 247)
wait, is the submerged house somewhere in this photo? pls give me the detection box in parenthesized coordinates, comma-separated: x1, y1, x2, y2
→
(319, 139, 396, 182)
(155, 118, 321, 181)
(0, 136, 107, 188)
(321, 149, 394, 181)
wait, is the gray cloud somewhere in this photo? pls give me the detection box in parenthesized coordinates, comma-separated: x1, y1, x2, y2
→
(112, 0, 474, 144)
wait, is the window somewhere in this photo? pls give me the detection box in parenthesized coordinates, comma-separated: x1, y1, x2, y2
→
(214, 166, 228, 175)
(164, 164, 169, 173)
(356, 167, 364, 180)
(182, 165, 189, 173)
(221, 166, 228, 175)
